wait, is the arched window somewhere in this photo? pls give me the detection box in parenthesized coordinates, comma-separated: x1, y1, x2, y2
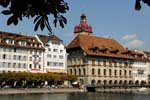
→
(119, 70, 122, 76)
(104, 69, 106, 76)
(79, 68, 81, 76)
(74, 69, 76, 75)
(83, 68, 86, 75)
(129, 70, 132, 77)
(70, 69, 72, 75)
(114, 70, 117, 76)
(124, 70, 127, 76)
(109, 69, 112, 76)
(92, 68, 95, 75)
(98, 69, 101, 75)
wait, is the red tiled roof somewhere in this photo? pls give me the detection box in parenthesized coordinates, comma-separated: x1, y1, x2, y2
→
(67, 34, 148, 61)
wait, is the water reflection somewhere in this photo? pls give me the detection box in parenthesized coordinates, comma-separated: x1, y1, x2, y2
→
(0, 92, 150, 100)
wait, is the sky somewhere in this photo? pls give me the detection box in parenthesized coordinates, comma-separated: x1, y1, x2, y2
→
(0, 0, 150, 51)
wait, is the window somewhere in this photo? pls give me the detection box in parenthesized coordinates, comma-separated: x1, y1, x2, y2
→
(39, 65, 41, 69)
(129, 70, 132, 76)
(48, 48, 51, 51)
(30, 57, 32, 61)
(79, 69, 81, 76)
(114, 70, 117, 76)
(8, 63, 11, 68)
(92, 60, 95, 66)
(74, 69, 76, 75)
(53, 49, 58, 52)
(29, 64, 32, 69)
(104, 69, 106, 76)
(13, 55, 16, 60)
(30, 50, 32, 54)
(103, 61, 106, 67)
(70, 69, 72, 75)
(109, 69, 112, 76)
(53, 62, 57, 66)
(114, 61, 117, 67)
(60, 50, 63, 53)
(92, 68, 95, 75)
(59, 55, 63, 59)
(23, 56, 27, 60)
(98, 60, 101, 66)
(83, 68, 86, 75)
(13, 63, 16, 68)
(109, 61, 112, 67)
(124, 70, 127, 76)
(53, 55, 57, 58)
(19, 41, 26, 46)
(23, 64, 26, 68)
(3, 54, 6, 59)
(47, 62, 52, 66)
(119, 70, 122, 76)
(2, 62, 6, 67)
(18, 56, 21, 60)
(14, 48, 16, 52)
(47, 54, 51, 58)
(98, 69, 101, 75)
(18, 63, 21, 68)
(7, 39, 14, 44)
(59, 63, 63, 67)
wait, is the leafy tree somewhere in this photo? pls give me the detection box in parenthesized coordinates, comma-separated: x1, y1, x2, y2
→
(135, 0, 150, 10)
(0, 0, 69, 33)
(66, 75, 77, 83)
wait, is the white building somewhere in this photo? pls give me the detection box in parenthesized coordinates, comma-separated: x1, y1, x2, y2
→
(132, 59, 148, 84)
(131, 50, 150, 84)
(36, 34, 67, 74)
(0, 31, 44, 73)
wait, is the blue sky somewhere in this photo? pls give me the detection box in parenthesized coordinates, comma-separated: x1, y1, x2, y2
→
(0, 0, 150, 51)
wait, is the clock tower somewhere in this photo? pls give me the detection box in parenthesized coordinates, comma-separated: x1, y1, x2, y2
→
(74, 13, 93, 37)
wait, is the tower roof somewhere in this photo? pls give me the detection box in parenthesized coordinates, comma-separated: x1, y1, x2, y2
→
(74, 13, 92, 33)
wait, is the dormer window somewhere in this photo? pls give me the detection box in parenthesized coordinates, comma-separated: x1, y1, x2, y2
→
(6, 39, 14, 45)
(35, 44, 37, 47)
(18, 41, 26, 46)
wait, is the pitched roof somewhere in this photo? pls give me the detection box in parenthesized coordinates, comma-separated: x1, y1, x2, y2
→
(0, 31, 44, 50)
(67, 34, 147, 60)
(37, 34, 63, 44)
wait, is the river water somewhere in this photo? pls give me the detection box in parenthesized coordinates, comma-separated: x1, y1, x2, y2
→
(0, 92, 150, 100)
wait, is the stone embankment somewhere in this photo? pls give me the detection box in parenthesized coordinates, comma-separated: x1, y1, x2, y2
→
(0, 88, 85, 95)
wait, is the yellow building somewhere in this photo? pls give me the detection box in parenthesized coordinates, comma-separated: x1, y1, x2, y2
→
(67, 14, 148, 85)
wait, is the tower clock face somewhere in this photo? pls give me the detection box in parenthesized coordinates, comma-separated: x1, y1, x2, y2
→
(83, 19, 86, 22)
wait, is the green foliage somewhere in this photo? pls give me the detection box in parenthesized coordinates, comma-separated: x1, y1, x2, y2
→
(0, 0, 69, 33)
(66, 75, 77, 82)
(0, 72, 76, 87)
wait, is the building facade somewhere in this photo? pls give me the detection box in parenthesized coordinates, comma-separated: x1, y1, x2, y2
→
(67, 14, 148, 85)
(36, 34, 67, 74)
(0, 31, 44, 73)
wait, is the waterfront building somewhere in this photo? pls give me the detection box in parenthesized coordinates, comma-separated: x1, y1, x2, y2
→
(36, 34, 67, 74)
(130, 50, 150, 85)
(0, 31, 44, 73)
(67, 14, 148, 85)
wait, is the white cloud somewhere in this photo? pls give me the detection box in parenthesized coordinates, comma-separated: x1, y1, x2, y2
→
(122, 34, 137, 41)
(124, 39, 145, 49)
